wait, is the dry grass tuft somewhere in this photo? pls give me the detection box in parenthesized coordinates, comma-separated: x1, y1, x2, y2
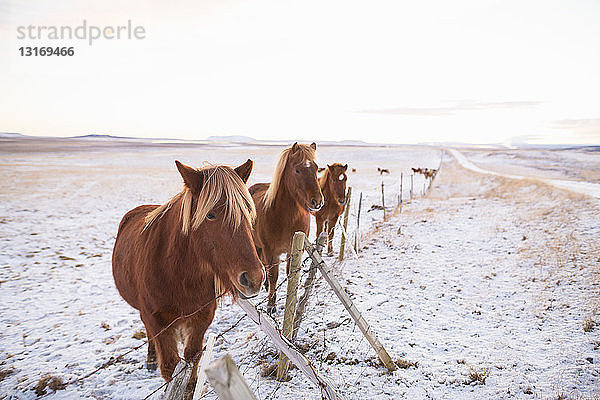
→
(259, 362, 277, 378)
(465, 367, 490, 385)
(132, 329, 146, 340)
(0, 367, 15, 381)
(34, 375, 65, 396)
(583, 318, 597, 332)
(395, 358, 418, 369)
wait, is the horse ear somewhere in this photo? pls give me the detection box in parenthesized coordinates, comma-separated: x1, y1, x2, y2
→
(327, 164, 333, 170)
(310, 142, 317, 150)
(291, 142, 299, 153)
(175, 160, 204, 192)
(234, 159, 253, 184)
(343, 164, 348, 171)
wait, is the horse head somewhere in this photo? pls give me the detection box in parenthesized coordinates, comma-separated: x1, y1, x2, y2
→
(284, 142, 323, 212)
(326, 163, 348, 206)
(175, 160, 265, 299)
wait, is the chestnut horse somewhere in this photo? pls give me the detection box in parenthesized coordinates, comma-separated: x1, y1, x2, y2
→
(314, 163, 348, 255)
(249, 142, 323, 313)
(112, 160, 264, 399)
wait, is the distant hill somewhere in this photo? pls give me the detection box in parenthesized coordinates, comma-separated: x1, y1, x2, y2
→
(0, 132, 25, 138)
(206, 135, 258, 143)
(71, 134, 140, 140)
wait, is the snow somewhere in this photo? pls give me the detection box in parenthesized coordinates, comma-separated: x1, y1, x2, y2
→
(448, 148, 600, 199)
(1, 141, 598, 399)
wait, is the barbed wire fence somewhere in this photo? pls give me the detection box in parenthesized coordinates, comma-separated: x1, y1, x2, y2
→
(41, 157, 444, 400)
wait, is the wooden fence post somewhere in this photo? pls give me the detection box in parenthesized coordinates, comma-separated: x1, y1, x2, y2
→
(304, 238, 397, 372)
(410, 174, 414, 199)
(205, 354, 257, 400)
(399, 173, 403, 212)
(354, 192, 362, 252)
(277, 231, 305, 381)
(293, 232, 327, 342)
(192, 332, 216, 400)
(237, 299, 345, 400)
(381, 182, 386, 220)
(162, 360, 193, 400)
(338, 187, 352, 261)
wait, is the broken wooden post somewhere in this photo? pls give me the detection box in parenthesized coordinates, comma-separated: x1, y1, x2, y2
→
(237, 298, 345, 400)
(192, 332, 216, 400)
(277, 231, 305, 381)
(162, 360, 193, 400)
(381, 182, 386, 220)
(338, 187, 352, 261)
(304, 238, 397, 372)
(205, 354, 257, 400)
(293, 231, 327, 342)
(354, 192, 362, 252)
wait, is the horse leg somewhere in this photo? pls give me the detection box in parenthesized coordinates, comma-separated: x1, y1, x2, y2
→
(146, 339, 157, 371)
(316, 216, 324, 237)
(140, 312, 158, 371)
(146, 313, 180, 382)
(182, 310, 215, 400)
(327, 216, 339, 255)
(265, 253, 279, 314)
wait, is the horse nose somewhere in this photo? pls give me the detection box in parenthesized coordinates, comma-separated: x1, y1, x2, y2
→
(239, 272, 250, 288)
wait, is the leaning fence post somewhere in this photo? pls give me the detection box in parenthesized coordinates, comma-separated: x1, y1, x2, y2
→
(381, 182, 386, 220)
(293, 232, 326, 342)
(338, 187, 352, 261)
(205, 354, 257, 400)
(162, 360, 193, 400)
(237, 299, 345, 400)
(354, 192, 362, 252)
(304, 238, 397, 372)
(276, 231, 305, 381)
(192, 332, 216, 400)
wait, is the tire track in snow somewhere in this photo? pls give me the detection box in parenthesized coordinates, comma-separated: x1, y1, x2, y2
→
(447, 148, 600, 200)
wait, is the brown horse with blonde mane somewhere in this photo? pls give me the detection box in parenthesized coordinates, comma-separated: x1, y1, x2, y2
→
(112, 159, 264, 399)
(250, 142, 323, 313)
(314, 163, 348, 255)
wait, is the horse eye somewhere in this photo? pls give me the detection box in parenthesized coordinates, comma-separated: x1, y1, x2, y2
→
(206, 213, 216, 220)
(295, 169, 300, 174)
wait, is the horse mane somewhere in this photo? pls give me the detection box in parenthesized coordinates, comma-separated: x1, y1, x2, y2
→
(143, 165, 256, 235)
(319, 166, 331, 189)
(263, 144, 316, 210)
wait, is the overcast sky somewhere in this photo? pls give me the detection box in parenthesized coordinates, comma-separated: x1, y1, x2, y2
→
(1, 0, 599, 144)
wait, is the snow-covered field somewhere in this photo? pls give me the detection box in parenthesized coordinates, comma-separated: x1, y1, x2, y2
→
(1, 139, 598, 399)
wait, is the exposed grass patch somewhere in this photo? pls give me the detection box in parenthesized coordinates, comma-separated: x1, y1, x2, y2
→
(132, 329, 146, 340)
(464, 367, 490, 385)
(395, 358, 418, 369)
(0, 367, 15, 382)
(34, 375, 65, 396)
(583, 318, 596, 332)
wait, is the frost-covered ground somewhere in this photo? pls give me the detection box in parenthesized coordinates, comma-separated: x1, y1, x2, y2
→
(0, 139, 598, 399)
(458, 147, 600, 184)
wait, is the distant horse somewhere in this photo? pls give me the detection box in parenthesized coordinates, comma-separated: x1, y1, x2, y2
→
(112, 160, 264, 399)
(378, 167, 390, 175)
(314, 163, 348, 255)
(424, 168, 437, 179)
(250, 142, 323, 313)
(411, 167, 423, 174)
(351, 168, 357, 173)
